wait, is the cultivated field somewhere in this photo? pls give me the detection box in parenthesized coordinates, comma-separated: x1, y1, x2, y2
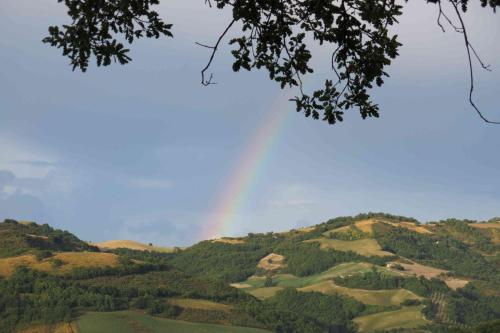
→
(257, 253, 285, 271)
(383, 221, 432, 234)
(17, 323, 77, 333)
(354, 219, 377, 234)
(0, 252, 119, 277)
(236, 262, 399, 290)
(211, 238, 245, 245)
(354, 306, 428, 332)
(95, 240, 175, 252)
(305, 238, 394, 257)
(168, 299, 232, 312)
(76, 311, 272, 333)
(298, 281, 422, 306)
(247, 287, 284, 300)
(394, 261, 447, 279)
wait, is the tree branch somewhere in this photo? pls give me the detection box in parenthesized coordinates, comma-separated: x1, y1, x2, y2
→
(198, 19, 236, 86)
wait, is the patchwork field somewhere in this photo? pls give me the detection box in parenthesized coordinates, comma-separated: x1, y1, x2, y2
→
(17, 323, 77, 333)
(247, 286, 284, 300)
(211, 238, 245, 244)
(305, 238, 394, 257)
(383, 221, 433, 234)
(94, 240, 175, 253)
(355, 219, 377, 234)
(354, 306, 428, 332)
(298, 280, 422, 306)
(0, 252, 119, 277)
(76, 311, 272, 333)
(237, 262, 397, 290)
(394, 261, 447, 279)
(257, 253, 285, 271)
(168, 298, 232, 312)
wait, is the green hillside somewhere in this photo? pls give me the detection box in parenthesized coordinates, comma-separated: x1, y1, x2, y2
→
(76, 311, 272, 333)
(0, 213, 499, 333)
(0, 219, 97, 258)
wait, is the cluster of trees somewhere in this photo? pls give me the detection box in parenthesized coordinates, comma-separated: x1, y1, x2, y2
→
(0, 219, 98, 258)
(373, 223, 498, 281)
(276, 242, 389, 277)
(239, 288, 364, 333)
(432, 219, 497, 253)
(334, 269, 449, 298)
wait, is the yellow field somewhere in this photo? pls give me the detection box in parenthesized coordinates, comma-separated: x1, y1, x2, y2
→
(257, 253, 286, 271)
(0, 252, 119, 277)
(305, 238, 393, 257)
(383, 221, 433, 234)
(212, 238, 246, 244)
(355, 219, 377, 234)
(442, 277, 469, 290)
(395, 261, 447, 279)
(354, 306, 429, 332)
(470, 223, 500, 244)
(94, 240, 175, 252)
(248, 287, 284, 300)
(298, 281, 422, 306)
(17, 322, 78, 333)
(168, 298, 232, 312)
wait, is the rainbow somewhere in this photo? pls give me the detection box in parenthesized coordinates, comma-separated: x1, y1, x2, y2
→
(199, 95, 292, 240)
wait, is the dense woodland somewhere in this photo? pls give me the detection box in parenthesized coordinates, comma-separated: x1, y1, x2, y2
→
(0, 214, 499, 333)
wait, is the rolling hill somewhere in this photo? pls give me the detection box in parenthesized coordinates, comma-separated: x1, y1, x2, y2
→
(0, 213, 499, 333)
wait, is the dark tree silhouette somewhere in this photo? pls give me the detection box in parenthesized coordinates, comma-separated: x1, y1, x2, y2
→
(44, 0, 499, 124)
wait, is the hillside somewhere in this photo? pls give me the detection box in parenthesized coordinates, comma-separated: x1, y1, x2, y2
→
(0, 219, 98, 258)
(0, 214, 499, 333)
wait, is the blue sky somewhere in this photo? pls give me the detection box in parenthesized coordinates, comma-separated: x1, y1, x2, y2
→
(0, 0, 499, 246)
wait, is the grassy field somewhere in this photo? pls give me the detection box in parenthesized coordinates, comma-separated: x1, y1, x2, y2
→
(76, 311, 272, 333)
(0, 252, 119, 277)
(168, 298, 232, 312)
(354, 306, 428, 332)
(298, 281, 422, 306)
(305, 238, 394, 257)
(247, 287, 284, 300)
(94, 240, 175, 253)
(237, 262, 399, 290)
(17, 323, 77, 333)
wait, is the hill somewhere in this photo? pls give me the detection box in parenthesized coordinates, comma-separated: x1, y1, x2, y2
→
(0, 213, 499, 333)
(0, 219, 97, 258)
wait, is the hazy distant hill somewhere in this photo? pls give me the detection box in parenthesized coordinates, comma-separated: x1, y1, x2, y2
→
(0, 213, 499, 333)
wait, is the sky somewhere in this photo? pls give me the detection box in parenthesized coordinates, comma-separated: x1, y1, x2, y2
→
(0, 0, 499, 246)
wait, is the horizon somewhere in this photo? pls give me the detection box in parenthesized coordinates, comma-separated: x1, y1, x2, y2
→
(1, 0, 499, 247)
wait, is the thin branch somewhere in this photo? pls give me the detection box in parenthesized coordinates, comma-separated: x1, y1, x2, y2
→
(450, 0, 499, 124)
(198, 19, 236, 86)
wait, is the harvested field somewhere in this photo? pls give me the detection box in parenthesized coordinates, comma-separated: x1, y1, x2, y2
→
(442, 278, 469, 290)
(393, 261, 447, 279)
(0, 252, 119, 277)
(211, 238, 245, 245)
(355, 219, 377, 234)
(17, 323, 77, 333)
(383, 221, 432, 234)
(168, 298, 232, 312)
(257, 253, 285, 271)
(248, 287, 284, 300)
(305, 238, 393, 257)
(298, 281, 422, 306)
(354, 306, 428, 332)
(95, 240, 175, 252)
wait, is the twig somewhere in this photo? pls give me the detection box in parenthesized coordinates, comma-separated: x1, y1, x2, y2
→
(450, 0, 499, 124)
(198, 19, 236, 86)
